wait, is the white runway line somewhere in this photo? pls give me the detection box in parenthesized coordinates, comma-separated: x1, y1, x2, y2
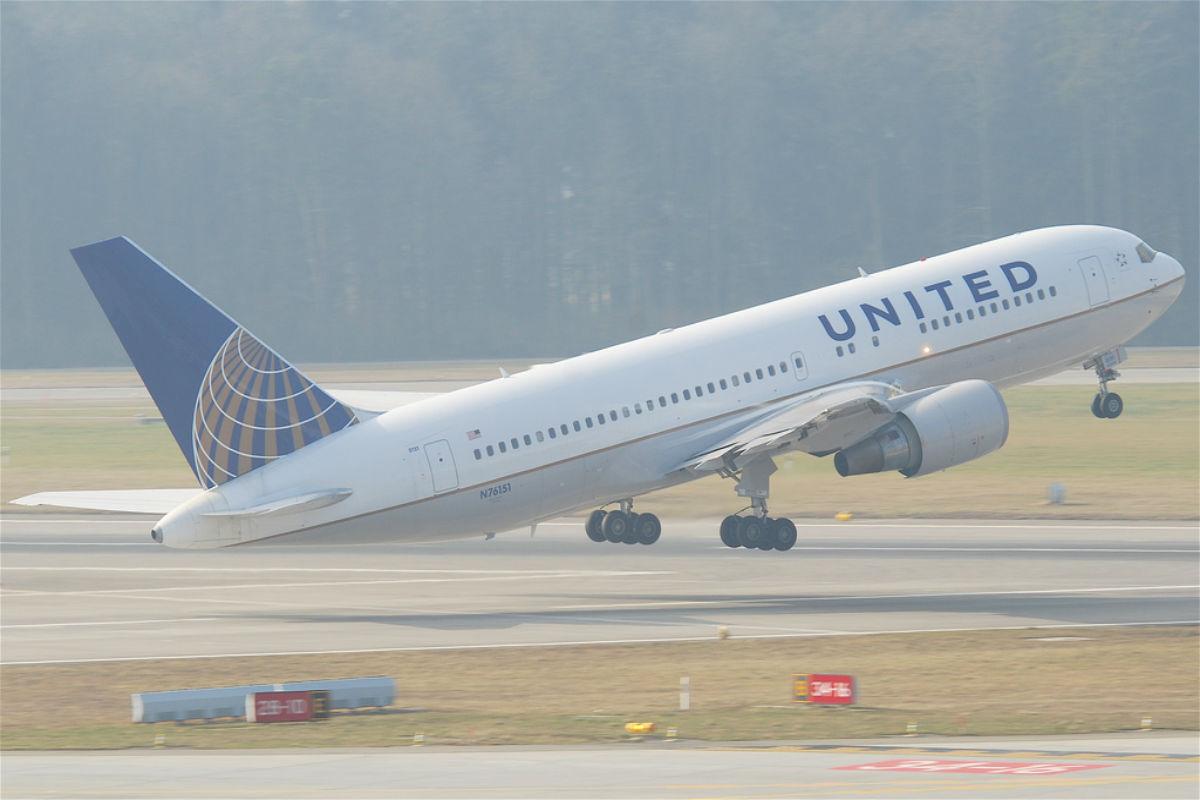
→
(5, 619, 1197, 666)
(1, 617, 218, 630)
(0, 566, 675, 574)
(0, 542, 150, 546)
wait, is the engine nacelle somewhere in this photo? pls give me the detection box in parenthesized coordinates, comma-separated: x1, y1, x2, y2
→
(834, 379, 1009, 478)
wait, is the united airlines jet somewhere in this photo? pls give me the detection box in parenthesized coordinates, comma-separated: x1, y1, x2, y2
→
(16, 226, 1185, 550)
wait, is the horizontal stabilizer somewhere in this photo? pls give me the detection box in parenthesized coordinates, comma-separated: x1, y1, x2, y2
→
(201, 488, 352, 518)
(10, 489, 201, 514)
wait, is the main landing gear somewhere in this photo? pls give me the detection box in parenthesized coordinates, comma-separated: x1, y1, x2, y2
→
(585, 500, 661, 546)
(1086, 348, 1126, 419)
(717, 456, 797, 552)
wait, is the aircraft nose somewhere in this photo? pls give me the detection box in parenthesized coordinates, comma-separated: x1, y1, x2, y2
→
(1165, 254, 1186, 283)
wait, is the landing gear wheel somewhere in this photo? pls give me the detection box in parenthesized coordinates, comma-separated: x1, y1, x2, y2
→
(719, 516, 741, 548)
(1091, 393, 1105, 418)
(772, 518, 798, 551)
(755, 518, 776, 551)
(738, 517, 765, 549)
(1101, 392, 1123, 419)
(602, 510, 630, 543)
(620, 513, 641, 544)
(634, 513, 662, 545)
(585, 510, 607, 542)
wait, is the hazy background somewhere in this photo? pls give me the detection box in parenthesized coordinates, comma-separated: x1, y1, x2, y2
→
(2, 1, 1196, 369)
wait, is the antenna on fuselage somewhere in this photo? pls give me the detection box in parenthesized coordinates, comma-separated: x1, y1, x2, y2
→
(857, 267, 870, 278)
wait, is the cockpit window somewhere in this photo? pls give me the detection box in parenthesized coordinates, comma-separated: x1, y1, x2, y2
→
(1136, 242, 1157, 263)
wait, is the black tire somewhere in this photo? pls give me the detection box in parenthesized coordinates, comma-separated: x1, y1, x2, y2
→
(585, 510, 607, 542)
(1101, 392, 1123, 419)
(738, 517, 765, 549)
(635, 513, 662, 545)
(772, 518, 798, 551)
(1091, 393, 1104, 418)
(621, 513, 641, 544)
(719, 516, 741, 548)
(602, 510, 629, 543)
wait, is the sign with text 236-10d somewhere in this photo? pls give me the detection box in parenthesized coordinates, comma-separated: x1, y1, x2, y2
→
(793, 673, 856, 705)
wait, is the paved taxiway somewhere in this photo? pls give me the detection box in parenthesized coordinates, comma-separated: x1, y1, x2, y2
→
(1, 516, 1196, 665)
(4, 734, 1197, 798)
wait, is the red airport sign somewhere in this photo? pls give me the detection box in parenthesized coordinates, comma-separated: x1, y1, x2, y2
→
(246, 690, 331, 723)
(836, 759, 1109, 775)
(793, 673, 855, 705)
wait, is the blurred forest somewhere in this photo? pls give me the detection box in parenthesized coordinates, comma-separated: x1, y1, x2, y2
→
(2, 1, 1196, 368)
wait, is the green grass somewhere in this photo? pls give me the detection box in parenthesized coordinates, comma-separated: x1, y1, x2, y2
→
(3, 384, 1197, 518)
(2, 627, 1195, 749)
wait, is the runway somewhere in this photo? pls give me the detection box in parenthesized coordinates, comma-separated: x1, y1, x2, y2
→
(1, 516, 1196, 665)
(3, 734, 1197, 798)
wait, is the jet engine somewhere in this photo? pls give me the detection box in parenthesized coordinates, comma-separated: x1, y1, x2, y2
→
(834, 379, 1009, 478)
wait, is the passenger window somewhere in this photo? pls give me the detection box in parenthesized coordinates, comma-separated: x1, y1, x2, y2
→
(1049, 286, 1057, 297)
(573, 420, 581, 431)
(536, 430, 545, 442)
(954, 312, 962, 323)
(706, 382, 715, 393)
(931, 319, 939, 330)
(871, 335, 880, 347)
(767, 365, 776, 376)
(848, 343, 856, 354)
(1026, 291, 1034, 304)
(731, 375, 740, 387)
(634, 403, 642, 415)
(779, 361, 788, 373)
(487, 444, 495, 456)
(1014, 295, 1022, 307)
(694, 386, 703, 397)
(560, 424, 569, 435)
(836, 345, 844, 357)
(942, 315, 951, 326)
(659, 396, 667, 407)
(622, 407, 630, 418)
(585, 417, 593, 428)
(919, 321, 928, 333)
(524, 434, 532, 445)
(755, 368, 764, 379)
(609, 410, 618, 421)
(1002, 299, 1010, 310)
(498, 441, 507, 453)
(719, 379, 727, 390)
(979, 306, 987, 317)
(646, 399, 654, 411)
(474, 448, 482, 460)
(966, 309, 974, 320)
(548, 428, 556, 439)
(990, 302, 999, 312)
(683, 389, 691, 400)
(671, 393, 679, 404)
(744, 371, 752, 382)
(1037, 288, 1045, 300)
(511, 438, 519, 450)
(793, 356, 803, 370)
(596, 414, 605, 426)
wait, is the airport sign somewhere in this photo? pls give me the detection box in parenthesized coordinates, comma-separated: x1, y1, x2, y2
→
(793, 673, 856, 705)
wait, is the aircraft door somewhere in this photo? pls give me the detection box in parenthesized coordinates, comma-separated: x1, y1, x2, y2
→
(790, 351, 809, 382)
(423, 439, 459, 494)
(1078, 256, 1110, 306)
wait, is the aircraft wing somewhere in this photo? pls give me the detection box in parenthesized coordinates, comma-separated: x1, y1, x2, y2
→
(678, 381, 935, 473)
(10, 489, 202, 514)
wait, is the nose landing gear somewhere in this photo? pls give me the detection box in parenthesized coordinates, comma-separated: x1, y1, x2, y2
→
(1086, 348, 1126, 419)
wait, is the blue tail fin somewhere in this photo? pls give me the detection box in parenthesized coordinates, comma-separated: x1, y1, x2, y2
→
(71, 237, 358, 488)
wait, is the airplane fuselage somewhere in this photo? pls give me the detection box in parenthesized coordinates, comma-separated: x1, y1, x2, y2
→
(157, 225, 1185, 548)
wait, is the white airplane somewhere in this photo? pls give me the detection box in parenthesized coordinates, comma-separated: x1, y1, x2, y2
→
(15, 226, 1185, 550)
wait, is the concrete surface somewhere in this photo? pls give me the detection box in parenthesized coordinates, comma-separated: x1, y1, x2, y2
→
(3, 734, 1197, 798)
(1, 517, 1196, 664)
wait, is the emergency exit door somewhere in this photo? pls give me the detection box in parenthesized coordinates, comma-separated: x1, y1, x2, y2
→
(1078, 256, 1109, 306)
(423, 439, 459, 493)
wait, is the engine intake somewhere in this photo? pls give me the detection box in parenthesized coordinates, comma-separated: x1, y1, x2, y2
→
(834, 380, 1009, 478)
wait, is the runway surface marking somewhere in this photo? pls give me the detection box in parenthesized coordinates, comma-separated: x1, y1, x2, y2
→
(669, 774, 1195, 796)
(721, 744, 1200, 762)
(708, 546, 1197, 553)
(6, 619, 1196, 666)
(1, 566, 678, 574)
(0, 617, 218, 630)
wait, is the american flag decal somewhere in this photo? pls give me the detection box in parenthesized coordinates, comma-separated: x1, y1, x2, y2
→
(466, 429, 481, 440)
